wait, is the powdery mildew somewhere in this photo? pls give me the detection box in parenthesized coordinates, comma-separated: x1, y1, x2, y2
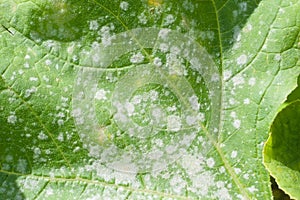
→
(72, 27, 221, 174)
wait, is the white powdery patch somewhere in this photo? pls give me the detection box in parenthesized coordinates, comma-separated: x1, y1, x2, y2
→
(98, 25, 115, 47)
(120, 1, 129, 11)
(231, 150, 238, 158)
(170, 174, 186, 194)
(274, 53, 281, 61)
(153, 57, 162, 67)
(16, 158, 28, 174)
(186, 115, 197, 126)
(223, 70, 232, 81)
(158, 28, 171, 39)
(95, 89, 108, 100)
(138, 12, 147, 24)
(125, 101, 135, 116)
(211, 73, 220, 82)
(24, 87, 37, 98)
(234, 168, 242, 174)
(243, 24, 252, 33)
(24, 62, 30, 68)
(229, 98, 236, 105)
(146, 149, 163, 160)
(89, 20, 99, 31)
(29, 77, 38, 82)
(248, 77, 256, 86)
(164, 14, 175, 26)
(159, 43, 169, 53)
(181, 155, 204, 175)
(21, 179, 40, 190)
(189, 95, 200, 111)
(243, 98, 250, 105)
(233, 119, 241, 129)
(206, 157, 215, 168)
(232, 74, 245, 86)
(149, 90, 158, 101)
(131, 95, 142, 105)
(247, 186, 258, 193)
(45, 59, 52, 66)
(86, 160, 138, 185)
(57, 132, 64, 142)
(130, 52, 144, 64)
(57, 119, 64, 126)
(243, 173, 249, 180)
(167, 115, 181, 131)
(236, 54, 247, 65)
(38, 131, 48, 140)
(230, 111, 237, 118)
(7, 113, 17, 124)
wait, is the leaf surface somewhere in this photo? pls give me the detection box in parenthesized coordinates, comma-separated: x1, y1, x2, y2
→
(264, 100, 300, 200)
(0, 0, 299, 199)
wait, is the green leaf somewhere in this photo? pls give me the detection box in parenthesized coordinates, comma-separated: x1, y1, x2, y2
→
(264, 100, 300, 199)
(0, 0, 299, 199)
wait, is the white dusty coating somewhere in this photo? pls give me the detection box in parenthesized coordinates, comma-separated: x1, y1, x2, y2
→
(72, 27, 221, 173)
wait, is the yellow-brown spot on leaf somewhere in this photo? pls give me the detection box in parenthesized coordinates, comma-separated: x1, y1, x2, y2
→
(148, 0, 163, 7)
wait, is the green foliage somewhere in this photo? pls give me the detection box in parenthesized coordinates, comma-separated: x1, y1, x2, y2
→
(0, 0, 299, 199)
(264, 100, 300, 199)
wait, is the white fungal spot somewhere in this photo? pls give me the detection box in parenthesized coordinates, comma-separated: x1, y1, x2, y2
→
(120, 1, 129, 11)
(167, 115, 181, 131)
(158, 28, 171, 39)
(243, 24, 252, 32)
(7, 114, 17, 124)
(153, 57, 162, 67)
(206, 157, 215, 168)
(57, 132, 64, 142)
(233, 119, 241, 129)
(24, 87, 37, 98)
(189, 95, 200, 111)
(274, 54, 281, 61)
(223, 70, 232, 81)
(29, 77, 38, 82)
(236, 54, 247, 65)
(243, 98, 250, 104)
(130, 52, 144, 64)
(164, 14, 175, 26)
(234, 168, 242, 174)
(5, 155, 13, 162)
(231, 150, 238, 158)
(159, 43, 169, 52)
(42, 75, 49, 82)
(16, 158, 28, 173)
(230, 111, 237, 118)
(138, 13, 147, 24)
(247, 186, 258, 193)
(24, 63, 30, 68)
(45, 59, 52, 66)
(239, 2, 248, 11)
(125, 102, 135, 116)
(243, 173, 249, 180)
(248, 77, 256, 86)
(229, 98, 236, 105)
(89, 20, 99, 31)
(38, 131, 48, 140)
(95, 89, 108, 100)
(186, 115, 197, 126)
(211, 73, 220, 82)
(219, 166, 226, 173)
(170, 174, 185, 194)
(57, 119, 64, 126)
(232, 74, 245, 86)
